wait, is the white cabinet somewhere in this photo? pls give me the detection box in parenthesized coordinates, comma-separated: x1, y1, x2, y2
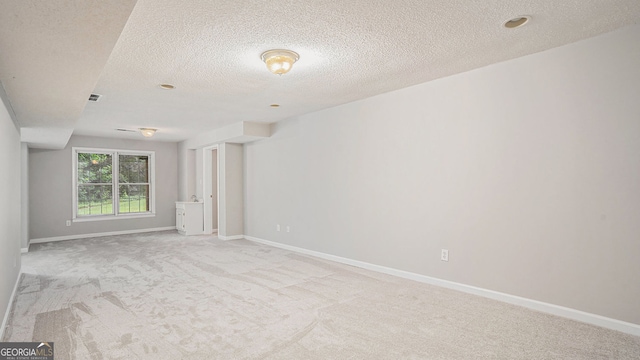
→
(175, 202, 204, 235)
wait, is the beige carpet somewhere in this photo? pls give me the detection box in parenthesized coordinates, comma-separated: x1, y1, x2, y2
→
(3, 231, 639, 359)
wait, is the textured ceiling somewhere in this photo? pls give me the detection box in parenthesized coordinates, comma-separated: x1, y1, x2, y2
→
(2, 0, 640, 146)
(0, 0, 137, 147)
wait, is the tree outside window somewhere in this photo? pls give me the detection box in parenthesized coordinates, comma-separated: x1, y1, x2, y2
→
(74, 148, 155, 220)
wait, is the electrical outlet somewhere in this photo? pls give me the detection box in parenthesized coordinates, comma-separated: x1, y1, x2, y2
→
(286, 226, 291, 233)
(276, 224, 280, 232)
(441, 249, 449, 262)
(66, 220, 71, 227)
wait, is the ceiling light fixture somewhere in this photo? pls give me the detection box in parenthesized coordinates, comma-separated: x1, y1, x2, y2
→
(261, 49, 299, 75)
(270, 104, 280, 108)
(504, 16, 530, 29)
(159, 84, 175, 90)
(139, 128, 157, 138)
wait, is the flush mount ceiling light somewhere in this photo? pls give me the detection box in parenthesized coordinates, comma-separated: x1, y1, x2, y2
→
(504, 16, 530, 29)
(139, 128, 157, 138)
(260, 49, 299, 75)
(159, 84, 175, 90)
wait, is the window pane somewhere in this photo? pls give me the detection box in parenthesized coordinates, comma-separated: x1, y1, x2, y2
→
(119, 185, 149, 213)
(76, 150, 153, 218)
(78, 153, 112, 184)
(119, 155, 149, 183)
(77, 184, 113, 215)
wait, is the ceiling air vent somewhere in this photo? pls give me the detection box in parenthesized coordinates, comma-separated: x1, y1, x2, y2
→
(88, 93, 102, 102)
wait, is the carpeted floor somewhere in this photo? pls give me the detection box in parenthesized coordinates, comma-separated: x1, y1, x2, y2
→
(3, 231, 639, 359)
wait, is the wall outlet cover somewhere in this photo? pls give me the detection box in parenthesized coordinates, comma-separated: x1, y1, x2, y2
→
(441, 249, 449, 262)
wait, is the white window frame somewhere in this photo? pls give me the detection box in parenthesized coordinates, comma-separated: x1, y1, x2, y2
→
(72, 147, 156, 222)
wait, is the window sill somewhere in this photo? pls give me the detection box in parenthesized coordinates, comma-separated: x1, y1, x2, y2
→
(73, 213, 156, 223)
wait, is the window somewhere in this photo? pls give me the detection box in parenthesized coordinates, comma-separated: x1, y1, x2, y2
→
(73, 148, 155, 221)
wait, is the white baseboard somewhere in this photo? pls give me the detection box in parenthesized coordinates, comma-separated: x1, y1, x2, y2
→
(218, 234, 243, 241)
(20, 248, 28, 254)
(30, 227, 176, 244)
(1, 271, 21, 341)
(244, 235, 640, 337)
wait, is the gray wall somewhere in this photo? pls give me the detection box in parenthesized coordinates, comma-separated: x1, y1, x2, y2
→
(177, 142, 196, 202)
(244, 25, 640, 325)
(0, 93, 22, 332)
(219, 143, 243, 237)
(195, 149, 203, 199)
(212, 149, 218, 230)
(177, 142, 188, 201)
(20, 143, 29, 250)
(187, 149, 196, 200)
(29, 135, 178, 240)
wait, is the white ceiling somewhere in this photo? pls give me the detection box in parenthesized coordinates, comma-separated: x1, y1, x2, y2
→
(2, 0, 640, 147)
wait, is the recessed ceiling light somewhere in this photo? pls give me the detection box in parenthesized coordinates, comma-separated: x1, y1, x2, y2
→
(270, 104, 280, 108)
(159, 84, 175, 90)
(504, 16, 530, 29)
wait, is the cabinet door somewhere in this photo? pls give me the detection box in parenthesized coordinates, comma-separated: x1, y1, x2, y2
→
(176, 208, 184, 230)
(176, 203, 203, 235)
